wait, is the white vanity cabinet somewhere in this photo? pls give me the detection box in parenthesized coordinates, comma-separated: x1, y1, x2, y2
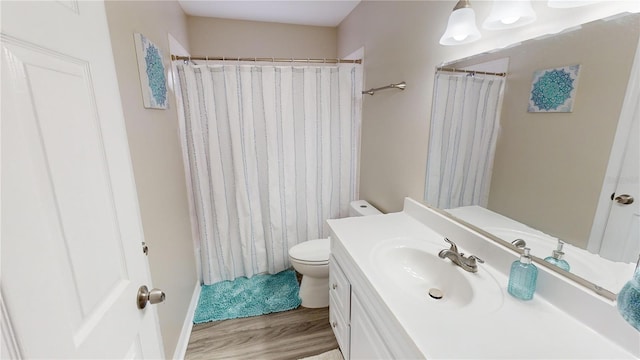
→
(349, 292, 394, 359)
(329, 238, 422, 360)
(328, 255, 351, 358)
(329, 254, 397, 360)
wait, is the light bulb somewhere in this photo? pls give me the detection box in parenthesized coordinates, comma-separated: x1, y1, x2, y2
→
(501, 16, 520, 25)
(483, 0, 537, 30)
(453, 34, 469, 41)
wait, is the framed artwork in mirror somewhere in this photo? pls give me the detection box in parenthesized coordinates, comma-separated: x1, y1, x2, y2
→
(528, 64, 580, 113)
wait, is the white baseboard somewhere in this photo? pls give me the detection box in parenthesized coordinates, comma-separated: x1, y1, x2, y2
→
(172, 281, 201, 360)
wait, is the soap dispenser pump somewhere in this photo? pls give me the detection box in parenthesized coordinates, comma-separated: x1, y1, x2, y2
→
(508, 247, 538, 301)
(544, 240, 570, 271)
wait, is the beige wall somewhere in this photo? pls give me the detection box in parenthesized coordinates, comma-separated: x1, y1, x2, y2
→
(187, 16, 337, 58)
(452, 15, 638, 248)
(338, 1, 639, 214)
(104, 1, 197, 357)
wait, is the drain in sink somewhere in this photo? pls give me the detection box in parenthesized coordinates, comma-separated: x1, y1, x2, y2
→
(428, 288, 443, 300)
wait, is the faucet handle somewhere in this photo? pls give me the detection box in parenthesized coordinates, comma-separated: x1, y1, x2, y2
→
(511, 238, 527, 249)
(467, 255, 484, 264)
(443, 237, 458, 252)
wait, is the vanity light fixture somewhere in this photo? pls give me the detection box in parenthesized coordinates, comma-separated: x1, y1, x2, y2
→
(483, 0, 537, 30)
(547, 0, 601, 8)
(439, 0, 482, 46)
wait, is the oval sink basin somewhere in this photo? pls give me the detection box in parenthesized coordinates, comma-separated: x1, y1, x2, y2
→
(371, 237, 504, 313)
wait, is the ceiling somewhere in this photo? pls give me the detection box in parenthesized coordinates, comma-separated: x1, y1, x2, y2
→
(178, 1, 361, 27)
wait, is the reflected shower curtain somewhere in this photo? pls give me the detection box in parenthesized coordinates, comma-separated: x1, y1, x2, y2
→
(175, 62, 362, 284)
(424, 72, 505, 209)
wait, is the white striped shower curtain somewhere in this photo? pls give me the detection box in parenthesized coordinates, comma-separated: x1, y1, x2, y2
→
(424, 72, 505, 209)
(175, 63, 362, 284)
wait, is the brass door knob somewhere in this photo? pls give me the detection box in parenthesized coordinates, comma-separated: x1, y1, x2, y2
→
(615, 194, 634, 205)
(137, 285, 166, 309)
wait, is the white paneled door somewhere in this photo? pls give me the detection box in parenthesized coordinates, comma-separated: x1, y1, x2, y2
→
(600, 98, 640, 263)
(1, 1, 164, 358)
(591, 37, 640, 264)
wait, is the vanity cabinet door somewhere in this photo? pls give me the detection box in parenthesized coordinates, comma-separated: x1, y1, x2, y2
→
(329, 300, 350, 359)
(329, 255, 350, 311)
(350, 293, 393, 360)
(329, 256, 351, 358)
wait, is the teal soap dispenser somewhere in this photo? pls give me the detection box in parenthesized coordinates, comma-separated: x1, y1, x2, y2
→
(617, 256, 640, 331)
(544, 240, 570, 271)
(508, 247, 538, 301)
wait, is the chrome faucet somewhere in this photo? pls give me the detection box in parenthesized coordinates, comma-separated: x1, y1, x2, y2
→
(511, 238, 527, 249)
(438, 238, 484, 273)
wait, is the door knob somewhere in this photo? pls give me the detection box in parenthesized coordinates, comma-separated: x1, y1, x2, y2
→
(137, 285, 166, 309)
(615, 194, 634, 205)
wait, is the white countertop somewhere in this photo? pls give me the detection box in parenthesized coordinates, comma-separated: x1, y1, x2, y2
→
(328, 201, 637, 359)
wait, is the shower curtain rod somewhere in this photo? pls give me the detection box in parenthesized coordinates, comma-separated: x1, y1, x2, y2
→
(171, 55, 362, 64)
(436, 67, 507, 77)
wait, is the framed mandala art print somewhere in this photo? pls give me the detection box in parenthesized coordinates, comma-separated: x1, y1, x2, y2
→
(528, 64, 580, 113)
(134, 33, 168, 109)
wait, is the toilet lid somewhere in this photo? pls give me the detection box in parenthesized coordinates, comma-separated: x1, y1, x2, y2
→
(289, 238, 330, 263)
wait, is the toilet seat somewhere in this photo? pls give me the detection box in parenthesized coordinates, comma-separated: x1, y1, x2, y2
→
(289, 238, 329, 264)
(291, 258, 328, 266)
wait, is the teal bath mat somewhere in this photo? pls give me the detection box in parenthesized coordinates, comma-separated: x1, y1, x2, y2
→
(194, 269, 302, 324)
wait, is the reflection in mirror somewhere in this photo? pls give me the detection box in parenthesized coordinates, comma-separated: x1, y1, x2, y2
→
(425, 12, 640, 297)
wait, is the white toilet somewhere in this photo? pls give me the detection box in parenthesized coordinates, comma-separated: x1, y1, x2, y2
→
(289, 200, 382, 308)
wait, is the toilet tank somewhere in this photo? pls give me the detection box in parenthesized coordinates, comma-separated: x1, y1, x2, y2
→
(349, 200, 382, 217)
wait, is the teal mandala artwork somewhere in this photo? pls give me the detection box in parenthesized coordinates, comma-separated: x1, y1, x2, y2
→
(134, 33, 168, 109)
(528, 65, 580, 113)
(144, 44, 167, 108)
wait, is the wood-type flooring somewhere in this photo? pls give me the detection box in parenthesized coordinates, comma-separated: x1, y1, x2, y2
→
(185, 306, 339, 360)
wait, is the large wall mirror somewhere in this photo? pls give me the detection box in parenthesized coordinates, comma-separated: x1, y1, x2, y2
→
(426, 12, 639, 299)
